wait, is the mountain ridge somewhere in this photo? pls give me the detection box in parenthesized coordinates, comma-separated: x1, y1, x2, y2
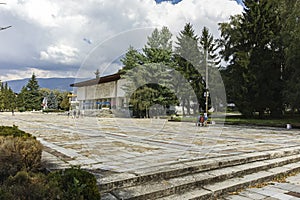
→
(5, 77, 85, 93)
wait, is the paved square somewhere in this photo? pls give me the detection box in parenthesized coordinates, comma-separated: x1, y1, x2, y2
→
(1, 112, 299, 176)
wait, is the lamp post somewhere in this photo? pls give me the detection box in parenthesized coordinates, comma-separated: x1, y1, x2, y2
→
(204, 48, 209, 116)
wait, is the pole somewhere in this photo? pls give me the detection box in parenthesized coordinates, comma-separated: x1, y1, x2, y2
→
(205, 49, 208, 115)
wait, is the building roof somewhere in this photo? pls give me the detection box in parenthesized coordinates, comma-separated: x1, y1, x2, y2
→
(70, 72, 123, 87)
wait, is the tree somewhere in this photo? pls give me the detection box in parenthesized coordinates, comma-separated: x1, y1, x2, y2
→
(174, 23, 204, 115)
(120, 46, 144, 73)
(199, 26, 221, 114)
(7, 87, 16, 112)
(282, 0, 300, 113)
(21, 74, 42, 111)
(121, 27, 178, 117)
(0, 82, 15, 112)
(47, 91, 58, 109)
(60, 92, 70, 111)
(219, 0, 285, 118)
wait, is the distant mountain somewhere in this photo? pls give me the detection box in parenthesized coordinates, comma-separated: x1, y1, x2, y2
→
(5, 77, 84, 93)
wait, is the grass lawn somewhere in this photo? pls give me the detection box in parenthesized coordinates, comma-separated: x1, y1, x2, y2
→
(224, 115, 300, 128)
(171, 113, 300, 129)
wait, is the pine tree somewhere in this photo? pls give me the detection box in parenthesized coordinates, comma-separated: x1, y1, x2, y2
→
(121, 27, 177, 117)
(0, 81, 4, 111)
(174, 23, 204, 115)
(7, 87, 16, 112)
(22, 74, 42, 111)
(199, 26, 222, 114)
(120, 46, 144, 72)
(282, 0, 300, 112)
(47, 91, 58, 109)
(219, 0, 284, 117)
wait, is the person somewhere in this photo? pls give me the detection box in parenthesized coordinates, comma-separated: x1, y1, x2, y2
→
(200, 115, 205, 126)
(72, 109, 76, 119)
(196, 114, 204, 126)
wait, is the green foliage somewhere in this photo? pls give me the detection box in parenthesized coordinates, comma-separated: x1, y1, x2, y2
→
(281, 0, 300, 112)
(0, 82, 16, 112)
(18, 74, 42, 111)
(0, 126, 42, 182)
(219, 0, 288, 118)
(174, 23, 204, 115)
(0, 127, 100, 199)
(47, 91, 58, 109)
(59, 92, 71, 111)
(0, 168, 100, 200)
(0, 171, 61, 200)
(0, 125, 32, 137)
(47, 166, 100, 200)
(129, 83, 178, 118)
(121, 27, 177, 117)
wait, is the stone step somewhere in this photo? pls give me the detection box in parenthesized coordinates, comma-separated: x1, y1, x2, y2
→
(99, 146, 300, 193)
(159, 162, 300, 200)
(103, 154, 300, 199)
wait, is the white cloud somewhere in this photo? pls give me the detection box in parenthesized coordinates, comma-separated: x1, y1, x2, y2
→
(0, 67, 76, 81)
(40, 44, 79, 64)
(0, 0, 243, 81)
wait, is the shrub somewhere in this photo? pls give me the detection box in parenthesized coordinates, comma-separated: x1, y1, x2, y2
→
(0, 125, 32, 138)
(0, 171, 61, 200)
(47, 166, 100, 200)
(0, 126, 42, 181)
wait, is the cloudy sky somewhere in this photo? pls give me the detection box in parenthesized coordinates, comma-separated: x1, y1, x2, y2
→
(0, 0, 243, 81)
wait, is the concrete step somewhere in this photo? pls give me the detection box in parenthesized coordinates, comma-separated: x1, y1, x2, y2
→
(159, 162, 300, 200)
(99, 146, 300, 193)
(103, 153, 300, 199)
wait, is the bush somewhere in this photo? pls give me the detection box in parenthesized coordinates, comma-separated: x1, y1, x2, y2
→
(0, 125, 32, 138)
(0, 171, 62, 200)
(0, 126, 42, 181)
(47, 166, 100, 200)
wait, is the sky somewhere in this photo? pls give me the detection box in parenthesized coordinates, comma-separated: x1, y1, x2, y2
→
(0, 0, 243, 81)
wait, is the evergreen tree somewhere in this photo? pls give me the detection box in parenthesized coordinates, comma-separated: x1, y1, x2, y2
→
(120, 46, 144, 72)
(199, 26, 221, 114)
(17, 86, 26, 111)
(121, 27, 177, 117)
(219, 0, 285, 117)
(282, 0, 300, 112)
(22, 74, 42, 111)
(47, 91, 58, 109)
(174, 23, 204, 115)
(0, 81, 4, 111)
(7, 87, 16, 112)
(3, 83, 10, 111)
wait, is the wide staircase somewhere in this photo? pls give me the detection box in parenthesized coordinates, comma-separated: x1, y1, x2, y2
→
(98, 145, 300, 200)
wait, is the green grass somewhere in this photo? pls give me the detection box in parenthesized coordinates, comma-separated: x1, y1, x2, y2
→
(223, 115, 300, 128)
(169, 113, 300, 128)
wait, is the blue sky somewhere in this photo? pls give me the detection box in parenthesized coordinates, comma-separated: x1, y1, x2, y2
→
(0, 0, 243, 81)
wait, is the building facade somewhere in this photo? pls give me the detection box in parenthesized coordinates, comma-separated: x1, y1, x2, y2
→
(70, 73, 128, 110)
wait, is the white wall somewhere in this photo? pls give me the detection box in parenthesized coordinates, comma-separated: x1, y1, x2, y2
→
(117, 79, 127, 97)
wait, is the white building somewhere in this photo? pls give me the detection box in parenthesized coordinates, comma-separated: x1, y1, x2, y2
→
(70, 73, 128, 110)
